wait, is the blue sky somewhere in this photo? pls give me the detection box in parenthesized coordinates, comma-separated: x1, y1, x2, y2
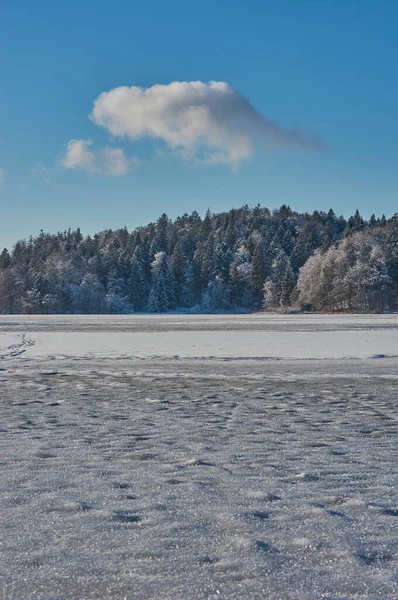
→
(1, 0, 397, 250)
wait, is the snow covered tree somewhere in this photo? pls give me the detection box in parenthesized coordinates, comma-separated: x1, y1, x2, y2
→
(263, 252, 294, 309)
(202, 277, 231, 311)
(251, 233, 271, 305)
(129, 247, 147, 311)
(298, 229, 394, 312)
(1, 205, 397, 314)
(148, 251, 175, 312)
(229, 246, 253, 308)
(0, 249, 11, 269)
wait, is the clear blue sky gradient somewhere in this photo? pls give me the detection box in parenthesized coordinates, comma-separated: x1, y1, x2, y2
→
(1, 0, 397, 250)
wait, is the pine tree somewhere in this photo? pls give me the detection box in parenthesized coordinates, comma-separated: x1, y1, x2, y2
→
(0, 249, 11, 269)
(200, 234, 215, 289)
(148, 278, 168, 312)
(201, 209, 212, 238)
(251, 236, 271, 304)
(129, 247, 147, 311)
(148, 251, 175, 312)
(170, 240, 186, 306)
(0, 206, 397, 314)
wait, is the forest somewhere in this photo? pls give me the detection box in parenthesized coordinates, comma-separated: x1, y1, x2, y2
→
(1, 205, 397, 314)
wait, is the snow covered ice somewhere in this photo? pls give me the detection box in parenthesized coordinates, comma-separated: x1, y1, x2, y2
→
(1, 314, 398, 599)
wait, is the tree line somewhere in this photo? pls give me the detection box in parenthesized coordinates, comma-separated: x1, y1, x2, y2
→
(0, 205, 397, 314)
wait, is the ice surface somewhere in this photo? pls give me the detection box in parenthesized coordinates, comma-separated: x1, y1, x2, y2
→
(1, 312, 398, 332)
(1, 315, 398, 599)
(1, 314, 398, 361)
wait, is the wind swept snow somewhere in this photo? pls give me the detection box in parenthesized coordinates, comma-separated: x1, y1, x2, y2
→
(1, 314, 398, 599)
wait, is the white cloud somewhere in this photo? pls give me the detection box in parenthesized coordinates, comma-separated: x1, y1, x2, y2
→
(60, 139, 97, 173)
(0, 168, 6, 184)
(59, 140, 133, 176)
(90, 80, 324, 167)
(102, 147, 130, 176)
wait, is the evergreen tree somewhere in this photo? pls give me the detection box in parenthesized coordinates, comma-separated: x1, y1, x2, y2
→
(129, 247, 147, 311)
(0, 205, 397, 314)
(251, 235, 271, 305)
(148, 251, 175, 312)
(0, 249, 11, 269)
(200, 234, 215, 289)
(148, 277, 168, 312)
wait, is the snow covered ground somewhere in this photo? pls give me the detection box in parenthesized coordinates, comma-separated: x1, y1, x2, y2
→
(1, 313, 398, 361)
(1, 315, 398, 599)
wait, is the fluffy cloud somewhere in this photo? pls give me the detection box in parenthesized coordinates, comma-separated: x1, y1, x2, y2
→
(59, 140, 133, 176)
(0, 168, 6, 184)
(90, 80, 324, 167)
(60, 139, 97, 173)
(102, 147, 130, 176)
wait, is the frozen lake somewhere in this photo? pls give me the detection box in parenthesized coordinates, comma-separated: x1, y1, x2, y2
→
(1, 315, 398, 599)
